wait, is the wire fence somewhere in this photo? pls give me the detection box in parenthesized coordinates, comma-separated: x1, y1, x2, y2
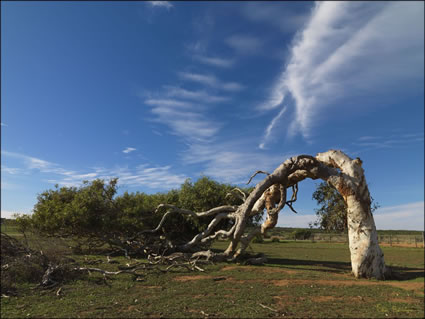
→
(272, 232, 425, 248)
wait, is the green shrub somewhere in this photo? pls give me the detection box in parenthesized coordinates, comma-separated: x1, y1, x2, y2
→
(292, 229, 312, 240)
(27, 177, 259, 249)
(252, 234, 264, 243)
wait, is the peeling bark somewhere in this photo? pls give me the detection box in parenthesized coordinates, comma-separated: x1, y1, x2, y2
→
(148, 150, 387, 280)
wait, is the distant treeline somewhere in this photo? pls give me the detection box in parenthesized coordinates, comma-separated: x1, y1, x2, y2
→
(258, 226, 423, 236)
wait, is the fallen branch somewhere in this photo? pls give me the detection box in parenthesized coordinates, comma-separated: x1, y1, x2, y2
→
(258, 303, 278, 312)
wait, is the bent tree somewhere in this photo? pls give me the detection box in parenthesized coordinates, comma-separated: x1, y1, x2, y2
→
(151, 150, 387, 280)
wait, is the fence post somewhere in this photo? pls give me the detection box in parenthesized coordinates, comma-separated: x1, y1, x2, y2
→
(415, 237, 417, 248)
(389, 235, 392, 247)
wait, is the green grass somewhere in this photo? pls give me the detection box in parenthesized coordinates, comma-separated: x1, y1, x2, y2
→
(2, 234, 424, 318)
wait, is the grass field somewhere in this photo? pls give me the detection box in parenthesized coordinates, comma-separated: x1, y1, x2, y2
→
(2, 225, 424, 319)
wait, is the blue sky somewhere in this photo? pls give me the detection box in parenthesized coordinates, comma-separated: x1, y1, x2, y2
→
(1, 1, 424, 230)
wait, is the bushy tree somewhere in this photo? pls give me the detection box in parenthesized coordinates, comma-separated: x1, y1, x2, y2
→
(26, 176, 260, 250)
(311, 182, 379, 232)
(31, 179, 118, 238)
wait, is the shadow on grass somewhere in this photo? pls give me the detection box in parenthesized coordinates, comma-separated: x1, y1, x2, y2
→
(388, 266, 425, 281)
(266, 257, 424, 281)
(267, 257, 352, 274)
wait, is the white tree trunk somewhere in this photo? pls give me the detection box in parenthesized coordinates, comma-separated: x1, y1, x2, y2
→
(150, 150, 388, 280)
(316, 150, 387, 279)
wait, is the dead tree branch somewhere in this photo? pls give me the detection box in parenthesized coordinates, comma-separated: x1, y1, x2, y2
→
(246, 170, 270, 185)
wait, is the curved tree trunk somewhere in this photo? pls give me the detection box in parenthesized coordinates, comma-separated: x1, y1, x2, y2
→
(150, 150, 387, 280)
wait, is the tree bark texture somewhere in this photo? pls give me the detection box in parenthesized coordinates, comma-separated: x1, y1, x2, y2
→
(152, 150, 387, 280)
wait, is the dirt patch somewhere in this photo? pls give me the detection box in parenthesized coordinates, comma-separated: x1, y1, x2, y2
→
(221, 266, 245, 271)
(143, 286, 162, 289)
(221, 265, 298, 275)
(273, 295, 298, 306)
(274, 295, 359, 306)
(386, 281, 424, 291)
(389, 298, 419, 304)
(311, 296, 357, 302)
(173, 275, 213, 282)
(273, 279, 424, 292)
(257, 267, 298, 275)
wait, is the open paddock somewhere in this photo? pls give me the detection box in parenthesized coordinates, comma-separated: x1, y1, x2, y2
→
(2, 237, 423, 318)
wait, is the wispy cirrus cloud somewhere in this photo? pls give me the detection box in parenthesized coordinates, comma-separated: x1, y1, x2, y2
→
(2, 150, 187, 190)
(1, 165, 25, 175)
(259, 106, 288, 150)
(142, 95, 221, 142)
(142, 70, 237, 142)
(2, 150, 75, 176)
(147, 1, 173, 10)
(150, 106, 220, 141)
(122, 147, 137, 154)
(225, 34, 264, 55)
(241, 2, 311, 34)
(374, 201, 424, 231)
(193, 55, 235, 68)
(259, 1, 424, 148)
(182, 141, 294, 184)
(145, 99, 195, 108)
(352, 132, 424, 152)
(163, 86, 230, 103)
(179, 72, 244, 91)
(109, 165, 187, 189)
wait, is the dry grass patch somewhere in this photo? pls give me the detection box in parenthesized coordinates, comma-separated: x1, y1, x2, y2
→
(273, 278, 424, 294)
(173, 275, 214, 282)
(221, 265, 298, 275)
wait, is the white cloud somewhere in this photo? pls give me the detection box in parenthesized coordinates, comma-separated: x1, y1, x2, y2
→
(179, 72, 216, 86)
(179, 72, 244, 91)
(259, 1, 424, 145)
(145, 100, 220, 142)
(241, 2, 311, 34)
(145, 99, 194, 108)
(142, 75, 235, 142)
(1, 165, 24, 175)
(2, 150, 74, 175)
(152, 107, 221, 141)
(0, 122, 7, 127)
(163, 86, 230, 103)
(374, 201, 424, 231)
(147, 1, 173, 10)
(352, 132, 424, 152)
(123, 147, 137, 154)
(114, 165, 187, 189)
(358, 136, 381, 141)
(186, 41, 207, 55)
(259, 106, 288, 149)
(182, 141, 294, 184)
(2, 150, 187, 190)
(225, 35, 264, 55)
(193, 55, 235, 68)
